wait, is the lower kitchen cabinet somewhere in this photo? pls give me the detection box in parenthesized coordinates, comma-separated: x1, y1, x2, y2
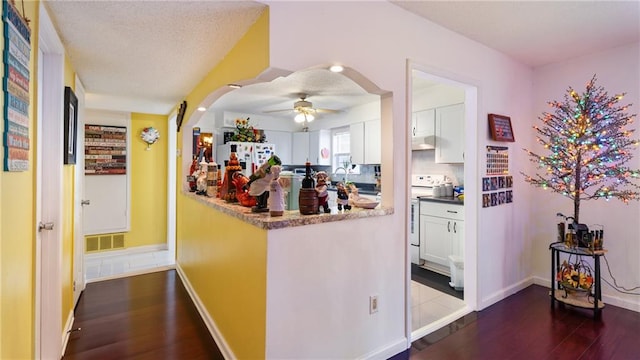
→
(419, 201, 464, 274)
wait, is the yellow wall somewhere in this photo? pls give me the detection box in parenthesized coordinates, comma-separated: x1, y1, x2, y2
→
(128, 113, 168, 247)
(0, 1, 38, 358)
(180, 198, 267, 359)
(176, 9, 270, 358)
(62, 56, 75, 332)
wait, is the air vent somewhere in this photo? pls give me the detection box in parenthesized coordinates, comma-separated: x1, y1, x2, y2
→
(86, 237, 99, 252)
(112, 234, 125, 248)
(86, 234, 126, 252)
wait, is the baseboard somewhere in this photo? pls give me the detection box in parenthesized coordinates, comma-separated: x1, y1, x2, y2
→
(85, 244, 168, 260)
(410, 305, 473, 342)
(86, 265, 175, 284)
(358, 338, 409, 360)
(480, 277, 535, 310)
(61, 309, 74, 358)
(533, 275, 640, 313)
(176, 264, 236, 360)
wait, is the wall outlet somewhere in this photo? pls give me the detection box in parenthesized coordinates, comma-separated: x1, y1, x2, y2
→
(369, 295, 379, 314)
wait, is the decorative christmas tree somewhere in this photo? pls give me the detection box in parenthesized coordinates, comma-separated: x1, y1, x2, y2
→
(523, 75, 640, 223)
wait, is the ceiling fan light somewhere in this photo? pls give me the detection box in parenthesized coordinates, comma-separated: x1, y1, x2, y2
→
(294, 113, 306, 123)
(294, 113, 315, 123)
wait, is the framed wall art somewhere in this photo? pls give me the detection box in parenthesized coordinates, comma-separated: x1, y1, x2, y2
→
(488, 113, 515, 142)
(64, 86, 78, 164)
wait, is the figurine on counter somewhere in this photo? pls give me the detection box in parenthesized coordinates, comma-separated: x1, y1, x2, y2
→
(268, 165, 284, 216)
(195, 161, 208, 196)
(233, 172, 257, 207)
(246, 155, 282, 213)
(315, 171, 331, 214)
(336, 182, 351, 211)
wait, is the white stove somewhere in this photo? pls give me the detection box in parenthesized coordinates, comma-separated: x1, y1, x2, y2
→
(410, 174, 446, 265)
(411, 174, 446, 199)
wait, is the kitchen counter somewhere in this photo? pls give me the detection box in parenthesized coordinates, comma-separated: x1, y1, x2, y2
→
(418, 195, 464, 205)
(186, 191, 392, 230)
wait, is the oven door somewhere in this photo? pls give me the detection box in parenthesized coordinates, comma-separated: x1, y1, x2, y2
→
(410, 198, 423, 265)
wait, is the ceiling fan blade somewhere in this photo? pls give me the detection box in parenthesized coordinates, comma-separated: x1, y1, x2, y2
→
(315, 108, 341, 114)
(263, 108, 293, 114)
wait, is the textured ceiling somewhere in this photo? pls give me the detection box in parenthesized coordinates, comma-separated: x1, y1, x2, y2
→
(44, 1, 640, 115)
(45, 0, 266, 114)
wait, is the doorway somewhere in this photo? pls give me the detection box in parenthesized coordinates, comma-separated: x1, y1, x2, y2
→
(408, 64, 479, 341)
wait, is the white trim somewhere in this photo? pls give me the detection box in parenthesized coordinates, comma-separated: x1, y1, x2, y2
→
(73, 76, 86, 305)
(176, 264, 236, 360)
(410, 306, 473, 342)
(84, 244, 168, 261)
(60, 310, 74, 358)
(480, 277, 535, 310)
(86, 265, 175, 284)
(358, 338, 409, 360)
(36, 3, 65, 359)
(167, 110, 177, 263)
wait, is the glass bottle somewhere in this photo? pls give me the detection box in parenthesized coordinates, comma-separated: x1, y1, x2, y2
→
(301, 161, 315, 189)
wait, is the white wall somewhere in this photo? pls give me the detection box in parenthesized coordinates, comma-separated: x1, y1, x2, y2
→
(531, 42, 640, 312)
(265, 1, 534, 358)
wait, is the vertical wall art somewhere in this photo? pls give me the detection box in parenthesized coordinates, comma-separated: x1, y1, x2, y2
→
(3, 1, 31, 171)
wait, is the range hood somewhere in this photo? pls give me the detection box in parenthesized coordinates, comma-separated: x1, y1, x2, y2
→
(411, 135, 435, 150)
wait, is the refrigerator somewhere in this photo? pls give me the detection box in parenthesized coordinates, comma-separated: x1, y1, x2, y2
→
(216, 142, 276, 177)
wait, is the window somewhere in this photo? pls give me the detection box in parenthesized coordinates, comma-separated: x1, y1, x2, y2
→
(332, 127, 359, 177)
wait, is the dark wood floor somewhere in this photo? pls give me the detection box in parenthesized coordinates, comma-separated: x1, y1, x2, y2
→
(410, 285, 640, 360)
(63, 270, 224, 360)
(64, 271, 639, 360)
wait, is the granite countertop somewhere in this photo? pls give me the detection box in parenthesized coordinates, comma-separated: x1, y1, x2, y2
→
(186, 191, 393, 230)
(327, 182, 380, 196)
(418, 195, 464, 205)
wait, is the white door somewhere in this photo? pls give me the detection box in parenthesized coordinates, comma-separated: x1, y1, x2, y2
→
(36, 4, 65, 358)
(73, 77, 86, 305)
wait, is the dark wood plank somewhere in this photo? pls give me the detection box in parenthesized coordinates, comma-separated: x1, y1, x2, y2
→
(64, 270, 224, 360)
(410, 285, 640, 360)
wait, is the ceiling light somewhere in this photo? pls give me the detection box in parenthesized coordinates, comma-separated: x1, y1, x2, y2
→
(329, 65, 344, 73)
(197, 106, 206, 112)
(295, 113, 314, 123)
(228, 83, 242, 89)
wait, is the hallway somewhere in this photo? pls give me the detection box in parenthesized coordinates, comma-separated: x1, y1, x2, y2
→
(64, 270, 223, 359)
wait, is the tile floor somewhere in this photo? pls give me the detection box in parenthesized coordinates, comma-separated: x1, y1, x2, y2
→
(85, 249, 175, 282)
(411, 280, 466, 331)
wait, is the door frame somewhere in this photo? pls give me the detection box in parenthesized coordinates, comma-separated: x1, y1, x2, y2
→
(406, 61, 480, 342)
(35, 3, 65, 358)
(73, 76, 86, 305)
(167, 112, 177, 261)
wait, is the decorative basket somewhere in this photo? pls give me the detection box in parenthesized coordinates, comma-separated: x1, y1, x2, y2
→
(556, 259, 594, 296)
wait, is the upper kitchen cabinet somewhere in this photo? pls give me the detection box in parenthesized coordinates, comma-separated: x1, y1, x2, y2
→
(350, 119, 381, 165)
(435, 103, 465, 164)
(264, 130, 292, 165)
(412, 109, 435, 149)
(292, 130, 331, 165)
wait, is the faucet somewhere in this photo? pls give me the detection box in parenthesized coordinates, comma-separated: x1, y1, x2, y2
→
(333, 167, 348, 184)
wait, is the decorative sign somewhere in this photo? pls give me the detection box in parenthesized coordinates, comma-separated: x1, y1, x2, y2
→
(84, 125, 127, 175)
(3, 1, 31, 171)
(486, 145, 509, 175)
(488, 113, 515, 142)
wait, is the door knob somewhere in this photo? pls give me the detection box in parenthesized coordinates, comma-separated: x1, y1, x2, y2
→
(81, 200, 90, 206)
(38, 222, 54, 232)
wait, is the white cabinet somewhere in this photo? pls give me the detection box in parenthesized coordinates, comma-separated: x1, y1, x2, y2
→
(350, 120, 381, 165)
(263, 130, 292, 165)
(291, 132, 310, 165)
(292, 130, 331, 165)
(419, 201, 464, 274)
(412, 109, 435, 138)
(364, 119, 381, 164)
(435, 103, 465, 163)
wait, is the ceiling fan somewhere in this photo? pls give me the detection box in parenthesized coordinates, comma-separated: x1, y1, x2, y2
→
(264, 94, 340, 123)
